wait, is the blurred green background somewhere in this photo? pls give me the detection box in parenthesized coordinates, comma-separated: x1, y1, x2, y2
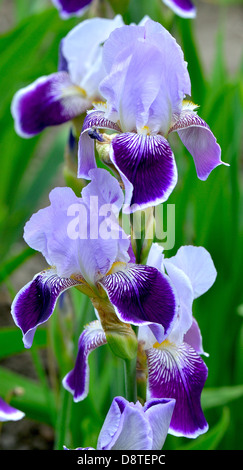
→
(0, 0, 242, 450)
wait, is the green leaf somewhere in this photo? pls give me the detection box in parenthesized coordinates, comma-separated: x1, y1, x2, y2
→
(202, 385, 243, 409)
(0, 366, 56, 425)
(0, 247, 35, 284)
(178, 407, 230, 450)
(0, 327, 47, 360)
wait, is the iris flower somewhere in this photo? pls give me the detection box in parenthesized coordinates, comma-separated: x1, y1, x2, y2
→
(11, 169, 177, 354)
(0, 397, 25, 422)
(137, 243, 217, 438)
(78, 19, 227, 213)
(11, 15, 124, 138)
(65, 396, 175, 450)
(63, 243, 216, 438)
(51, 0, 93, 19)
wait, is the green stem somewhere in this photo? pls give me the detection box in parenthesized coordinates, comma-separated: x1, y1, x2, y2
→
(54, 388, 72, 450)
(124, 356, 137, 403)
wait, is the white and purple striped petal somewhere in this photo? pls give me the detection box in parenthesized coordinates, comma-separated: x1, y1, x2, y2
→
(169, 112, 227, 180)
(62, 321, 107, 402)
(100, 264, 178, 343)
(110, 133, 178, 213)
(51, 0, 92, 19)
(0, 398, 25, 422)
(11, 72, 91, 138)
(146, 341, 208, 438)
(78, 110, 121, 179)
(11, 268, 83, 348)
(162, 0, 196, 18)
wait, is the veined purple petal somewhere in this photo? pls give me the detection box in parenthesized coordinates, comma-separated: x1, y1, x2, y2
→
(78, 110, 121, 179)
(99, 264, 178, 342)
(162, 0, 196, 18)
(51, 0, 92, 19)
(11, 72, 90, 138)
(0, 398, 25, 422)
(146, 341, 208, 438)
(110, 133, 178, 213)
(169, 112, 227, 180)
(11, 268, 82, 348)
(62, 321, 107, 402)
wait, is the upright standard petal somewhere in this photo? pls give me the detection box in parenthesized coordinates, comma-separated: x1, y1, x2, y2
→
(162, 0, 196, 18)
(11, 72, 90, 138)
(11, 268, 83, 348)
(51, 0, 92, 19)
(100, 264, 178, 342)
(164, 245, 217, 299)
(97, 397, 152, 450)
(169, 111, 227, 180)
(62, 321, 107, 402)
(110, 133, 178, 213)
(0, 398, 25, 422)
(146, 341, 208, 438)
(144, 398, 175, 450)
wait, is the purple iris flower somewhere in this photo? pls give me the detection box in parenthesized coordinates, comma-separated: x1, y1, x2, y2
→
(78, 19, 227, 214)
(11, 15, 124, 138)
(51, 0, 92, 19)
(64, 243, 216, 437)
(0, 397, 25, 422)
(138, 243, 217, 438)
(65, 396, 175, 450)
(162, 0, 196, 18)
(11, 169, 177, 351)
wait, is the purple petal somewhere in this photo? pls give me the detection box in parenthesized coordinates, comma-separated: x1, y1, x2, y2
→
(169, 112, 227, 180)
(78, 110, 121, 179)
(144, 398, 175, 450)
(11, 269, 82, 348)
(100, 264, 178, 342)
(101, 20, 191, 132)
(51, 0, 92, 18)
(146, 341, 208, 438)
(97, 397, 153, 450)
(62, 321, 107, 402)
(110, 133, 178, 213)
(162, 0, 196, 18)
(0, 398, 25, 422)
(11, 72, 90, 137)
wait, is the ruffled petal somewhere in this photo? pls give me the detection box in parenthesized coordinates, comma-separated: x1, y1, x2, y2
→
(11, 72, 90, 138)
(162, 0, 196, 18)
(164, 245, 217, 299)
(51, 0, 92, 19)
(146, 341, 208, 438)
(100, 264, 178, 342)
(78, 110, 121, 179)
(169, 112, 227, 180)
(11, 268, 83, 348)
(110, 133, 178, 213)
(62, 321, 107, 402)
(62, 15, 124, 93)
(184, 318, 209, 357)
(0, 398, 25, 422)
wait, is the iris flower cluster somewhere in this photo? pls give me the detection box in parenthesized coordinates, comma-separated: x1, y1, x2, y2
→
(10, 12, 226, 450)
